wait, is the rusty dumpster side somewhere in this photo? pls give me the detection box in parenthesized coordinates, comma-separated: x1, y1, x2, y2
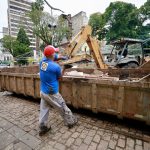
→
(0, 72, 150, 125)
(60, 75, 150, 125)
(0, 73, 40, 98)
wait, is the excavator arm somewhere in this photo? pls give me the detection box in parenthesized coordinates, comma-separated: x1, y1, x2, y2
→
(65, 25, 92, 56)
(87, 36, 108, 69)
(61, 25, 108, 69)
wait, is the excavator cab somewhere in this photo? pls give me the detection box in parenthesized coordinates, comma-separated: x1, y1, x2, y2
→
(107, 38, 144, 68)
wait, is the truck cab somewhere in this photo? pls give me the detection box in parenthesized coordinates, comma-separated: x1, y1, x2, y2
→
(107, 38, 144, 68)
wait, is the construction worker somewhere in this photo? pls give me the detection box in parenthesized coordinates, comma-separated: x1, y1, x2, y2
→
(39, 45, 77, 136)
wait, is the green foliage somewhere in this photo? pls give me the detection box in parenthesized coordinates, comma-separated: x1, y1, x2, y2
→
(1, 35, 15, 54)
(139, 0, 150, 22)
(40, 42, 46, 51)
(31, 0, 44, 11)
(88, 0, 150, 42)
(138, 24, 150, 39)
(1, 28, 31, 65)
(53, 16, 71, 47)
(28, 0, 71, 47)
(13, 28, 31, 65)
(28, 3, 53, 45)
(17, 27, 30, 46)
(104, 2, 139, 41)
(29, 0, 44, 26)
(27, 57, 34, 64)
(89, 13, 107, 40)
(138, 0, 150, 39)
(13, 41, 31, 65)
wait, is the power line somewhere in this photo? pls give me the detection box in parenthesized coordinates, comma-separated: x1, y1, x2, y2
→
(15, 51, 33, 58)
(43, 0, 64, 15)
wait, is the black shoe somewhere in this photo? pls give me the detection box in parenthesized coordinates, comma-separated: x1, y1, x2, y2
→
(67, 117, 78, 129)
(39, 126, 51, 136)
(68, 124, 75, 129)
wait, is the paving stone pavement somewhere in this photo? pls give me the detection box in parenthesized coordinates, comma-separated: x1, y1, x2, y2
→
(0, 92, 149, 150)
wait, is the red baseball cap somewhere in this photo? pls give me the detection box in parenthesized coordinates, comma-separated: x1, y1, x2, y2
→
(44, 45, 56, 57)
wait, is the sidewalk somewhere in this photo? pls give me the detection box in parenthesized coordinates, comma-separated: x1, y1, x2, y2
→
(0, 92, 149, 150)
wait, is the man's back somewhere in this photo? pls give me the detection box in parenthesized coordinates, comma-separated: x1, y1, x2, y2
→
(40, 57, 61, 94)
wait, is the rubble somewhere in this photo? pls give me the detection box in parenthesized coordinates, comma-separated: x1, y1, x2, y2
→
(64, 70, 119, 81)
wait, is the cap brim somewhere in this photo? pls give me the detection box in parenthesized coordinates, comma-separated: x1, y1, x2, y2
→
(55, 48, 59, 52)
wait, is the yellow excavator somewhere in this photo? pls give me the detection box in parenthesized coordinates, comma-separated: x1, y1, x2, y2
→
(59, 25, 108, 69)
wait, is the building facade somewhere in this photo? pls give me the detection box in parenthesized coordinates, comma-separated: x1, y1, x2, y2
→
(2, 27, 9, 37)
(0, 40, 13, 65)
(7, 0, 36, 49)
(71, 11, 88, 37)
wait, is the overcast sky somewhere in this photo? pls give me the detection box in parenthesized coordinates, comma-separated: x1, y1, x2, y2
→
(0, 0, 147, 38)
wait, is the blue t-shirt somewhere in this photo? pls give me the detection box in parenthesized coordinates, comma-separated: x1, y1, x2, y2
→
(54, 53, 59, 61)
(40, 57, 61, 94)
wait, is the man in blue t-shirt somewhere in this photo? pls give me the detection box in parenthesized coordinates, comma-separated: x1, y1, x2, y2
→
(39, 45, 77, 136)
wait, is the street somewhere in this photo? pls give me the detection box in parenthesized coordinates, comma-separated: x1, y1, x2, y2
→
(0, 92, 149, 150)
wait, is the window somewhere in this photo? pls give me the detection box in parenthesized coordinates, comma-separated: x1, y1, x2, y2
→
(10, 1, 31, 10)
(13, 0, 31, 6)
(10, 5, 27, 12)
(10, 19, 33, 26)
(128, 43, 142, 56)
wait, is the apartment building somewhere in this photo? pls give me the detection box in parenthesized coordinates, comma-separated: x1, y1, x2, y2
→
(71, 11, 88, 37)
(7, 0, 36, 49)
(2, 27, 9, 36)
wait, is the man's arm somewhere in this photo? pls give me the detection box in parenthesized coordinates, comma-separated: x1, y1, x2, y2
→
(58, 66, 66, 81)
(57, 64, 73, 81)
(56, 65, 65, 81)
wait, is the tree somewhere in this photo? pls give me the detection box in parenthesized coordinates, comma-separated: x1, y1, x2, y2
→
(1, 35, 15, 54)
(28, 0, 54, 44)
(28, 0, 70, 47)
(104, 2, 140, 42)
(89, 13, 107, 40)
(89, 1, 150, 42)
(139, 0, 150, 22)
(141, 0, 150, 50)
(17, 27, 30, 46)
(138, 0, 150, 39)
(52, 16, 71, 47)
(31, 0, 44, 11)
(13, 28, 31, 65)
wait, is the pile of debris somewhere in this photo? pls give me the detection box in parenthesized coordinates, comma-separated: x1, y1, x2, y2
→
(64, 69, 119, 81)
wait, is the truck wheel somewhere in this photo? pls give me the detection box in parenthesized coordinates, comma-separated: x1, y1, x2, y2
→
(127, 62, 139, 68)
(122, 62, 139, 68)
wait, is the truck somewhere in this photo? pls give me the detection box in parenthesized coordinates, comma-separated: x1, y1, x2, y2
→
(106, 38, 145, 68)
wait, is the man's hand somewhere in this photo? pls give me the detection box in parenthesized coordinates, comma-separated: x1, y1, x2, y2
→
(63, 64, 73, 69)
(60, 64, 73, 78)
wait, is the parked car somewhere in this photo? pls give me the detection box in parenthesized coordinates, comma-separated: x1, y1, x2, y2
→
(0, 64, 10, 68)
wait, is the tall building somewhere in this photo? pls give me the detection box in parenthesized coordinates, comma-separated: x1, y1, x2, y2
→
(2, 27, 9, 36)
(71, 11, 88, 37)
(7, 0, 36, 49)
